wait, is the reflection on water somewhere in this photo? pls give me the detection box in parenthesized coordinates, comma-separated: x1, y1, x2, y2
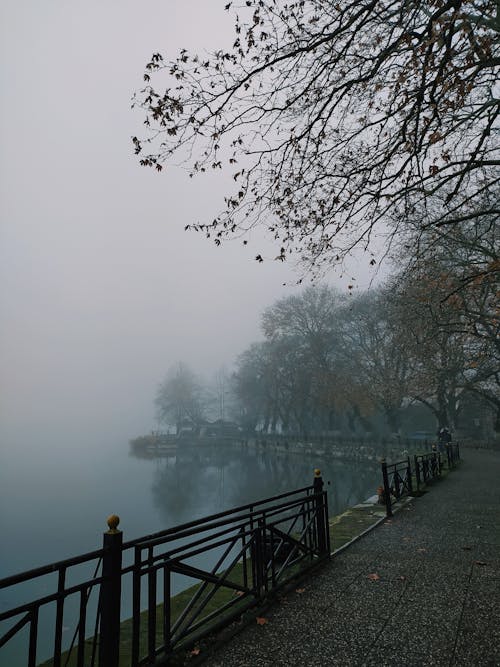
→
(0, 439, 380, 666)
(148, 444, 380, 527)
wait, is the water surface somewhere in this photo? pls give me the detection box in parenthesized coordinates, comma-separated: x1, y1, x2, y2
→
(0, 435, 380, 665)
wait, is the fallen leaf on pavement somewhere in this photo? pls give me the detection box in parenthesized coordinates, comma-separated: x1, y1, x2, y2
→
(295, 588, 306, 594)
(474, 561, 488, 566)
(190, 647, 201, 656)
(367, 573, 380, 581)
(417, 548, 427, 553)
(256, 617, 268, 625)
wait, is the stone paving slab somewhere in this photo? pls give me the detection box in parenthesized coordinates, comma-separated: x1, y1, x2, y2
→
(204, 449, 500, 667)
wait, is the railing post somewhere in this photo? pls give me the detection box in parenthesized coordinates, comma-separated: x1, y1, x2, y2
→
(380, 459, 393, 517)
(394, 466, 401, 499)
(406, 457, 413, 495)
(250, 510, 265, 600)
(253, 517, 266, 599)
(414, 455, 421, 492)
(99, 515, 123, 667)
(313, 469, 328, 555)
(436, 452, 440, 477)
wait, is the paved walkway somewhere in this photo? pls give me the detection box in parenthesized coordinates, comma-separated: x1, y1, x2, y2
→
(207, 449, 500, 666)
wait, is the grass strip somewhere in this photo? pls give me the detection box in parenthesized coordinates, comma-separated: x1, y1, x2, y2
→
(38, 558, 312, 666)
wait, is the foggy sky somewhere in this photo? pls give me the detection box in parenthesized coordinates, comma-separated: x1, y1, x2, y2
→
(0, 1, 383, 444)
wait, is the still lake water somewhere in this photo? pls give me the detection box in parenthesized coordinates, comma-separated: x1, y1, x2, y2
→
(0, 434, 380, 665)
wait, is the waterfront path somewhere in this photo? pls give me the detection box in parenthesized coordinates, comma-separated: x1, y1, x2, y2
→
(206, 448, 500, 666)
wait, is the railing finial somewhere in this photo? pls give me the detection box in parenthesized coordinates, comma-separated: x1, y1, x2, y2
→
(314, 468, 321, 477)
(106, 515, 120, 533)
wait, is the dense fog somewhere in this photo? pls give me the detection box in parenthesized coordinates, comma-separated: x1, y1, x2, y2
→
(0, 1, 383, 451)
(1, 4, 497, 665)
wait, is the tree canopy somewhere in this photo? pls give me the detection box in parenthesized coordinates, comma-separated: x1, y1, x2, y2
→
(229, 279, 499, 434)
(133, 0, 499, 274)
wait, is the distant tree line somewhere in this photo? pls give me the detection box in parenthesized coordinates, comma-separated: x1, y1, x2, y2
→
(137, 0, 498, 440)
(156, 219, 499, 439)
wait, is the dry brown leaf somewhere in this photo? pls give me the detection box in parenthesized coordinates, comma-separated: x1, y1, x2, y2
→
(234, 590, 245, 597)
(256, 617, 268, 625)
(190, 647, 201, 656)
(295, 588, 306, 594)
(367, 573, 380, 581)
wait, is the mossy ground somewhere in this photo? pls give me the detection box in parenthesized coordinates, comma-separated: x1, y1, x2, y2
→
(328, 505, 386, 551)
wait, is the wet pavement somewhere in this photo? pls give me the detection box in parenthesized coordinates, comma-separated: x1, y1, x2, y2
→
(204, 448, 500, 666)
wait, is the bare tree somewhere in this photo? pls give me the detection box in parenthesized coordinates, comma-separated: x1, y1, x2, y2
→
(233, 342, 278, 432)
(261, 286, 346, 432)
(389, 266, 471, 430)
(393, 209, 500, 430)
(262, 285, 342, 368)
(393, 183, 499, 291)
(133, 0, 499, 274)
(155, 362, 206, 433)
(337, 290, 412, 433)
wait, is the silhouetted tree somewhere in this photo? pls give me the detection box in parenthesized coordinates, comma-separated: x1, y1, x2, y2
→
(392, 211, 500, 430)
(155, 362, 206, 433)
(337, 290, 412, 433)
(233, 342, 278, 432)
(133, 0, 498, 275)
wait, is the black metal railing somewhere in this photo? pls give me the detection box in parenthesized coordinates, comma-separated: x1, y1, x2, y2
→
(380, 443, 461, 516)
(0, 473, 329, 667)
(0, 548, 104, 667)
(414, 451, 441, 491)
(380, 457, 413, 517)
